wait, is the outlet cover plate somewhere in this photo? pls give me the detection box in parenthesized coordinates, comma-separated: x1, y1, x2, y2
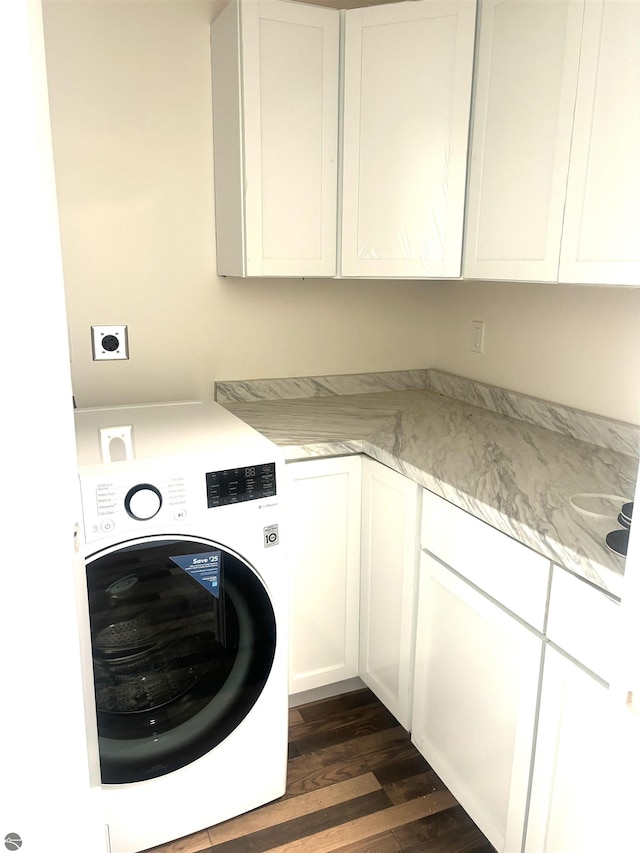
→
(470, 320, 485, 354)
(91, 325, 129, 361)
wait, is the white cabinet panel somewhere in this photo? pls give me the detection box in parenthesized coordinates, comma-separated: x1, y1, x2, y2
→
(464, 0, 583, 281)
(412, 554, 542, 852)
(286, 456, 361, 694)
(211, 0, 339, 277)
(546, 564, 620, 683)
(525, 647, 640, 853)
(360, 459, 420, 729)
(559, 0, 640, 285)
(341, 0, 476, 278)
(421, 489, 550, 630)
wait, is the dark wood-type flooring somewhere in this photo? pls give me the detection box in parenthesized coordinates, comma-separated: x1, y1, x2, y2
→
(145, 688, 495, 853)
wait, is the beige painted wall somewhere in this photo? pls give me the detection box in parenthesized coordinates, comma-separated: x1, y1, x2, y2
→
(430, 281, 640, 424)
(42, 0, 640, 425)
(42, 0, 439, 408)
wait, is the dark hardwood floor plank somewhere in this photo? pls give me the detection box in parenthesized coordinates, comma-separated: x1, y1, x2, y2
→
(291, 697, 394, 731)
(391, 804, 495, 853)
(205, 774, 382, 846)
(383, 769, 448, 805)
(370, 752, 432, 787)
(362, 731, 422, 776)
(283, 751, 372, 798)
(284, 725, 410, 797)
(294, 689, 376, 723)
(261, 790, 459, 853)
(204, 790, 394, 853)
(291, 703, 400, 754)
(142, 689, 495, 853)
(325, 830, 402, 853)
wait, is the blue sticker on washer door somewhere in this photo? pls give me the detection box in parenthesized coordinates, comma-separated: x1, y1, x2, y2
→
(171, 551, 222, 598)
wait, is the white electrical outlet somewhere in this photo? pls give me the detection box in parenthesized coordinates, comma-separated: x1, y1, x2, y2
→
(91, 325, 129, 361)
(471, 320, 485, 354)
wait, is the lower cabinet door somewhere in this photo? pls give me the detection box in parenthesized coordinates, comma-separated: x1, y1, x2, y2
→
(525, 646, 640, 853)
(286, 456, 362, 695)
(411, 553, 542, 852)
(360, 458, 420, 729)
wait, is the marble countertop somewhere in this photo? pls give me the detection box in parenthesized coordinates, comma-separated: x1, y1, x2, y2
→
(222, 381, 638, 600)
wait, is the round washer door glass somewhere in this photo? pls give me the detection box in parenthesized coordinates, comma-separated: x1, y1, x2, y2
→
(86, 536, 277, 784)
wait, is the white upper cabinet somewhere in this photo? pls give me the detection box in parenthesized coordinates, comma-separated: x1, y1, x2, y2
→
(559, 0, 640, 285)
(340, 0, 477, 278)
(464, 0, 584, 282)
(211, 0, 339, 277)
(212, 0, 476, 280)
(465, 0, 640, 286)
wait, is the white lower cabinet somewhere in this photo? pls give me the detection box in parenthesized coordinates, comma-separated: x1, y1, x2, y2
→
(412, 553, 542, 852)
(524, 646, 640, 853)
(524, 567, 638, 852)
(359, 458, 420, 729)
(286, 456, 362, 695)
(286, 464, 634, 853)
(525, 647, 609, 853)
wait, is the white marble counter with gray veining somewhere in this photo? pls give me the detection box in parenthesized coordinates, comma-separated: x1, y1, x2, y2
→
(218, 370, 639, 600)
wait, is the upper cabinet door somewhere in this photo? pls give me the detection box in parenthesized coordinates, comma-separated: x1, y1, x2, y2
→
(463, 0, 584, 282)
(211, 0, 339, 277)
(340, 0, 476, 279)
(559, 0, 640, 285)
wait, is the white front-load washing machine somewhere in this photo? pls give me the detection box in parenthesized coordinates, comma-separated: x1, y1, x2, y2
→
(74, 401, 288, 853)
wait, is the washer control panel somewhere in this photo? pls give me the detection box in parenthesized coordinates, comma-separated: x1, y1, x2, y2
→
(82, 474, 189, 542)
(206, 463, 277, 508)
(80, 462, 278, 544)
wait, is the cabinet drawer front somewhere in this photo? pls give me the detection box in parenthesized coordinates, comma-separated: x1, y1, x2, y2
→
(421, 489, 550, 629)
(546, 565, 619, 682)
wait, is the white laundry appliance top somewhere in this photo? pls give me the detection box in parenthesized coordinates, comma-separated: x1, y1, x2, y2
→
(74, 399, 279, 470)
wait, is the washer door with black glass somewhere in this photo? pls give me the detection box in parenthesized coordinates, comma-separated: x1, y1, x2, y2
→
(85, 536, 277, 784)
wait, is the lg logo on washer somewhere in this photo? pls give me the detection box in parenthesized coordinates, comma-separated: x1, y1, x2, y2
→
(4, 833, 22, 851)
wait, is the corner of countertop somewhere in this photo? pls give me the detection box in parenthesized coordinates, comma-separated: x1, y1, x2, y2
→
(215, 366, 639, 457)
(214, 369, 428, 403)
(425, 369, 640, 458)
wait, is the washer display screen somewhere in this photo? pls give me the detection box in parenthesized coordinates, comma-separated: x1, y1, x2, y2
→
(206, 462, 276, 508)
